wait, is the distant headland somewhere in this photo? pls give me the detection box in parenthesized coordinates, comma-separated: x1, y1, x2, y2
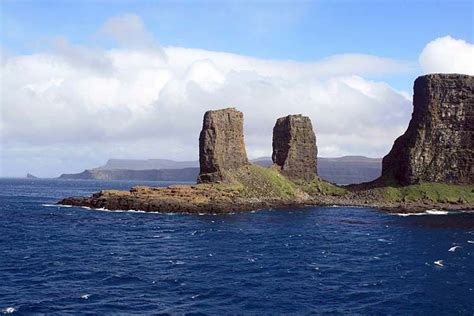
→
(59, 74, 474, 214)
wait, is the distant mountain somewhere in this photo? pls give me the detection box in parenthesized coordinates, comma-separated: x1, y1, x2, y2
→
(58, 156, 382, 185)
(247, 156, 382, 184)
(318, 156, 382, 185)
(96, 159, 198, 170)
(59, 168, 199, 181)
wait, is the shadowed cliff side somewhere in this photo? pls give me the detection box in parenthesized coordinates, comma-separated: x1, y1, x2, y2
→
(272, 114, 317, 181)
(381, 74, 473, 185)
(197, 108, 249, 183)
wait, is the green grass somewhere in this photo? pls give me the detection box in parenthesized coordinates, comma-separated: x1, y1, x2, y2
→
(294, 177, 347, 196)
(382, 183, 474, 203)
(222, 164, 298, 199)
(221, 164, 347, 199)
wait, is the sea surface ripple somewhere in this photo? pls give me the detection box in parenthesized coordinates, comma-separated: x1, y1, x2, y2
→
(1, 179, 473, 314)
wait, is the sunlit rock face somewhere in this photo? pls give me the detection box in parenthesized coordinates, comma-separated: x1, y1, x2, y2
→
(197, 108, 249, 183)
(382, 74, 474, 185)
(272, 114, 317, 181)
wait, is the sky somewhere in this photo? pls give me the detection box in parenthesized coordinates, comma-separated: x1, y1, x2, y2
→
(1, 0, 473, 177)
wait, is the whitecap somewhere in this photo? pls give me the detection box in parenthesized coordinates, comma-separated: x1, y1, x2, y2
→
(80, 294, 90, 300)
(50, 204, 73, 208)
(2, 307, 16, 314)
(426, 209, 449, 215)
(393, 209, 452, 217)
(392, 212, 425, 217)
(448, 246, 461, 252)
(434, 260, 444, 267)
(468, 241, 474, 244)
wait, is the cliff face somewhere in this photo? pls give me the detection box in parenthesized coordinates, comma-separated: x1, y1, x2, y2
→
(382, 74, 474, 185)
(272, 115, 317, 181)
(197, 108, 249, 183)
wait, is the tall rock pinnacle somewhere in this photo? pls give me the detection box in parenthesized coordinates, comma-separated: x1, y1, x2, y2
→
(381, 74, 474, 185)
(197, 108, 249, 183)
(272, 114, 317, 181)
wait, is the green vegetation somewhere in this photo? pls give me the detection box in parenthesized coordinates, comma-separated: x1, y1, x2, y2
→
(381, 183, 474, 203)
(223, 164, 297, 199)
(294, 177, 347, 196)
(217, 164, 347, 200)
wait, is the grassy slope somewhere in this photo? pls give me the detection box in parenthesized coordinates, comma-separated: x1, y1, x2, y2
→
(213, 164, 473, 206)
(220, 164, 346, 200)
(381, 183, 474, 203)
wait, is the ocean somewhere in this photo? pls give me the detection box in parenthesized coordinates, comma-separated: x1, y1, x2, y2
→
(1, 178, 473, 314)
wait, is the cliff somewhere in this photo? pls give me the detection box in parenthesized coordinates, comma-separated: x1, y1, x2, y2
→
(59, 93, 474, 214)
(197, 108, 249, 183)
(272, 115, 317, 181)
(382, 74, 473, 185)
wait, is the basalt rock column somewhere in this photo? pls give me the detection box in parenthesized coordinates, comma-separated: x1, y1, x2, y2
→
(272, 114, 317, 181)
(381, 73, 474, 185)
(197, 108, 249, 183)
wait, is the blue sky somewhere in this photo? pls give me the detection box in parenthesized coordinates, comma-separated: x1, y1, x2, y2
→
(3, 1, 472, 58)
(1, 1, 473, 177)
(2, 1, 473, 92)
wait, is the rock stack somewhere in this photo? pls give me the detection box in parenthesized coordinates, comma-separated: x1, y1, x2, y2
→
(272, 114, 317, 181)
(197, 108, 249, 183)
(381, 74, 473, 185)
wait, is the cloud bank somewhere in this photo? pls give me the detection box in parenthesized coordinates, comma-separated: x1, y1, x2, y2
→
(1, 15, 472, 177)
(419, 36, 474, 75)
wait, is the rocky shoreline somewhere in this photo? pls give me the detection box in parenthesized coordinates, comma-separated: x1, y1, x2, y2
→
(58, 175, 473, 215)
(58, 189, 473, 215)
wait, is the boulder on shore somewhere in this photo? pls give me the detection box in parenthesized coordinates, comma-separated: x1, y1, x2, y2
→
(197, 108, 249, 183)
(272, 114, 317, 181)
(382, 74, 473, 185)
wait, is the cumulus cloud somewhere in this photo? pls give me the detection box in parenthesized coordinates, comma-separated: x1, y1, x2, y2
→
(0, 15, 415, 177)
(419, 36, 474, 75)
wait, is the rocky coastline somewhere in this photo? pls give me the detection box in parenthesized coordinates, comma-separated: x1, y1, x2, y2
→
(59, 74, 474, 214)
(59, 180, 473, 215)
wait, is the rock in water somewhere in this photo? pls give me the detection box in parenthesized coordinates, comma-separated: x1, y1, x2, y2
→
(382, 74, 474, 185)
(272, 114, 317, 181)
(197, 108, 249, 183)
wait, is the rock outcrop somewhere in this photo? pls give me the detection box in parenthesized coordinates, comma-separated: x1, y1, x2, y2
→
(197, 108, 249, 183)
(382, 74, 474, 185)
(272, 114, 317, 181)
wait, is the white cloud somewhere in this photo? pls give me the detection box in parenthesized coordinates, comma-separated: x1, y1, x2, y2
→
(419, 36, 474, 75)
(99, 14, 166, 59)
(0, 15, 415, 177)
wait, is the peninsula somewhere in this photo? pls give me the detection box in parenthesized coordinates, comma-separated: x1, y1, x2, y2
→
(59, 74, 474, 214)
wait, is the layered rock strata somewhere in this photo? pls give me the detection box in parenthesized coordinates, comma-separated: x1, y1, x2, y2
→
(197, 108, 249, 183)
(382, 74, 474, 185)
(272, 115, 317, 181)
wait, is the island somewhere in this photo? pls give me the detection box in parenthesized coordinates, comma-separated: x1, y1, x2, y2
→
(59, 74, 474, 214)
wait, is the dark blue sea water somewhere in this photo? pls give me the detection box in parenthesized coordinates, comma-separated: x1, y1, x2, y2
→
(1, 179, 473, 315)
